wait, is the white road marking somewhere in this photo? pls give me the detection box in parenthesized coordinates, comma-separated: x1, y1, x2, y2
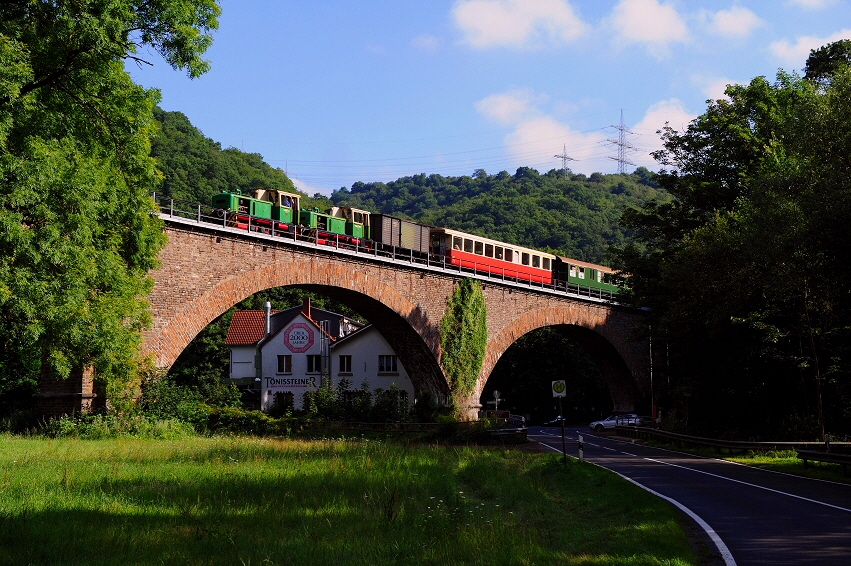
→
(632, 454, 851, 514)
(614, 470, 737, 566)
(530, 434, 736, 566)
(542, 430, 851, 514)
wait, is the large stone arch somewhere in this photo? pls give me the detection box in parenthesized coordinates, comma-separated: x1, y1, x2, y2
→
(141, 231, 451, 399)
(478, 306, 644, 413)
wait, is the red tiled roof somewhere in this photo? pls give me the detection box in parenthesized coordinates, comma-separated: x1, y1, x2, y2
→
(225, 310, 278, 345)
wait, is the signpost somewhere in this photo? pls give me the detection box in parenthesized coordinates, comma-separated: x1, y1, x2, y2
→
(552, 380, 567, 467)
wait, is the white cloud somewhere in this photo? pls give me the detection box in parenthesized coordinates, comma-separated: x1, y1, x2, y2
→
(474, 88, 544, 125)
(691, 74, 745, 101)
(453, 0, 587, 49)
(629, 99, 698, 168)
(412, 34, 441, 52)
(770, 29, 851, 67)
(706, 6, 763, 38)
(475, 90, 698, 173)
(609, 0, 689, 58)
(503, 116, 608, 168)
(786, 0, 835, 9)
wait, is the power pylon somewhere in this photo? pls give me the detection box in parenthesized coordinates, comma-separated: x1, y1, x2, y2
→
(607, 110, 637, 174)
(554, 144, 575, 179)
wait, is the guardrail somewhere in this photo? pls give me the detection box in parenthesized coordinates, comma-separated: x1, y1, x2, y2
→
(152, 193, 621, 304)
(796, 450, 851, 476)
(613, 426, 851, 454)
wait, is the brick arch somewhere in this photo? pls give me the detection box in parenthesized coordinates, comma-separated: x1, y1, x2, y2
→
(478, 306, 643, 412)
(142, 259, 450, 398)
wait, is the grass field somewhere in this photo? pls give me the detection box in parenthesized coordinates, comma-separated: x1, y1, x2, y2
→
(0, 435, 704, 565)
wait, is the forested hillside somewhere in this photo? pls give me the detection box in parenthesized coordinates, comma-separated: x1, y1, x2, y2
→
(331, 167, 666, 264)
(151, 107, 296, 203)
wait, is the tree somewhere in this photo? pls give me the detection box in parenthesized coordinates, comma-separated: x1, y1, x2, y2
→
(0, 1, 220, 406)
(804, 39, 851, 84)
(614, 57, 851, 439)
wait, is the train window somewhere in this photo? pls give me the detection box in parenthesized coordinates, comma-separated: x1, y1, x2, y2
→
(543, 257, 550, 270)
(505, 249, 513, 262)
(522, 252, 530, 266)
(464, 239, 473, 253)
(532, 255, 540, 268)
(495, 246, 503, 260)
(485, 244, 493, 258)
(597, 271, 602, 282)
(474, 241, 483, 255)
(570, 266, 577, 277)
(453, 236, 462, 251)
(578, 267, 585, 279)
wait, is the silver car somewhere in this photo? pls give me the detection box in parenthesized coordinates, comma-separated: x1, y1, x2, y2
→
(589, 414, 638, 432)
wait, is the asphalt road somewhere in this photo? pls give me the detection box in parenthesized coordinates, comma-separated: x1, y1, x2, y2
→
(529, 426, 851, 566)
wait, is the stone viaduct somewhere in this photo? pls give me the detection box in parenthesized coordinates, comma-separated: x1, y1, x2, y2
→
(39, 215, 651, 419)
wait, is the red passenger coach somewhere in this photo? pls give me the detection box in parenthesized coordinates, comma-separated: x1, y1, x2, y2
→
(431, 228, 555, 284)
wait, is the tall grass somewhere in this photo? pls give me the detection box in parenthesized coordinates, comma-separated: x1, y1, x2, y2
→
(0, 435, 699, 565)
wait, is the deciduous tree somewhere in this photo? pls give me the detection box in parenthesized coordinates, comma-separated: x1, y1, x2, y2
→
(0, 1, 219, 406)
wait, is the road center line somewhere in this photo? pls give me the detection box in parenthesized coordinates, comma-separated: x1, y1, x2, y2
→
(625, 454, 851, 514)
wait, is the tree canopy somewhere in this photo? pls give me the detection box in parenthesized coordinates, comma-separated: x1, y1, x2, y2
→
(613, 42, 851, 439)
(0, 1, 219, 404)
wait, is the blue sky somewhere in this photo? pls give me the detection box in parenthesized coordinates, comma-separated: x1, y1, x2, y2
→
(127, 0, 851, 196)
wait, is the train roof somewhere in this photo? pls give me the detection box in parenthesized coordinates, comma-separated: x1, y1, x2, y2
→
(431, 227, 557, 258)
(555, 256, 616, 273)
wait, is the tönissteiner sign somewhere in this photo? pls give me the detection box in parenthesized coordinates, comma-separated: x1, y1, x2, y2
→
(283, 322, 314, 353)
(267, 377, 316, 388)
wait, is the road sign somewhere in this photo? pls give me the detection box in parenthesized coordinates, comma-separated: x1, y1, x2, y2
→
(551, 380, 566, 397)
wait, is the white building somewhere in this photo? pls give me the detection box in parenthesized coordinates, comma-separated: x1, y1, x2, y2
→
(224, 298, 414, 412)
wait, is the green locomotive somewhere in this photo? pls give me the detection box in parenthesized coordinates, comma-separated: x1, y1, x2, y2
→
(211, 189, 369, 245)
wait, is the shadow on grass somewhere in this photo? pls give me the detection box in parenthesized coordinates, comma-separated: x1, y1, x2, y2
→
(0, 440, 700, 565)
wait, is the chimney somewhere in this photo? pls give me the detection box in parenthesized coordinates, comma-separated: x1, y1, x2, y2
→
(264, 301, 272, 336)
(302, 297, 311, 319)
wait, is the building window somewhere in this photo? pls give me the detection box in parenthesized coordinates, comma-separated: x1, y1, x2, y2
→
(277, 355, 292, 374)
(339, 355, 352, 374)
(379, 355, 398, 373)
(307, 355, 322, 373)
(273, 391, 294, 410)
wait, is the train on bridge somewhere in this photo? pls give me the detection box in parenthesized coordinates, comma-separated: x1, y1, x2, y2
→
(209, 188, 623, 294)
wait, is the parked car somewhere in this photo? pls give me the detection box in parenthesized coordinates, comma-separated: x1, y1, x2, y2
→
(589, 414, 638, 432)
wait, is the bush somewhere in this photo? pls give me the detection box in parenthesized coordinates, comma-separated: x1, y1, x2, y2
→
(202, 406, 273, 435)
(39, 413, 195, 439)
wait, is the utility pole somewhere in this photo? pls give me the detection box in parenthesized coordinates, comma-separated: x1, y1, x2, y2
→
(607, 110, 637, 174)
(554, 144, 575, 179)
